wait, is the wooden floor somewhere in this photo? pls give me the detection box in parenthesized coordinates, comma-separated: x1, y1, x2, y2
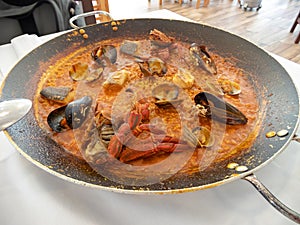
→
(106, 0, 300, 64)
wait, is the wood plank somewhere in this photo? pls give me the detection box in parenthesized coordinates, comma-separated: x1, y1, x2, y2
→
(105, 0, 300, 64)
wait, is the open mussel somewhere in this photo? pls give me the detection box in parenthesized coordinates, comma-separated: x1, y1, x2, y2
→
(47, 105, 68, 132)
(65, 96, 93, 129)
(47, 96, 93, 132)
(189, 43, 217, 75)
(194, 92, 247, 125)
(152, 83, 183, 107)
(91, 45, 117, 65)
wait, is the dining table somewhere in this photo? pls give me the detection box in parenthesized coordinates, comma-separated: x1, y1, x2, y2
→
(0, 9, 300, 225)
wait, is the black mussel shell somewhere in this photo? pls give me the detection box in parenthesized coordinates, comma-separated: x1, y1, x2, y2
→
(120, 40, 138, 56)
(92, 45, 117, 65)
(189, 43, 217, 75)
(65, 96, 93, 129)
(40, 86, 71, 102)
(47, 105, 68, 132)
(194, 92, 247, 125)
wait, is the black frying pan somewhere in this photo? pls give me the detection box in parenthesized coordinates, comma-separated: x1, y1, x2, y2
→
(1, 18, 299, 223)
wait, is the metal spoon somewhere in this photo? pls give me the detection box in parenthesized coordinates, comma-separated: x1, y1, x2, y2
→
(0, 99, 32, 131)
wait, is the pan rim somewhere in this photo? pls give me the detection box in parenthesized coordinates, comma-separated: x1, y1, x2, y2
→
(1, 18, 299, 193)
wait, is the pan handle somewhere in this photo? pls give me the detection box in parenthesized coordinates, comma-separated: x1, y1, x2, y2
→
(69, 11, 113, 29)
(243, 174, 300, 224)
(292, 135, 300, 143)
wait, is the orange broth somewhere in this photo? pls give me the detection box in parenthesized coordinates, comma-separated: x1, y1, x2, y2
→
(34, 35, 261, 174)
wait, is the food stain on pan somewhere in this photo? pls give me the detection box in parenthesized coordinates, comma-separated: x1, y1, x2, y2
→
(266, 129, 289, 139)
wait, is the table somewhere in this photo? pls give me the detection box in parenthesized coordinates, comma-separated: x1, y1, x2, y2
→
(0, 9, 300, 225)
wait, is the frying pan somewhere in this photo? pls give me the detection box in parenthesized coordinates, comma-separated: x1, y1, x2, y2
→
(1, 15, 300, 223)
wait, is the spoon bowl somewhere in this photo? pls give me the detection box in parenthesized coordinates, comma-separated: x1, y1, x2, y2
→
(0, 99, 32, 131)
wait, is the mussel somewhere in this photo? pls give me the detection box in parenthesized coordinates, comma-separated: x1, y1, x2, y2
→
(189, 43, 217, 75)
(152, 83, 183, 107)
(40, 86, 72, 102)
(194, 92, 247, 125)
(47, 105, 68, 132)
(119, 40, 151, 60)
(47, 96, 93, 132)
(91, 45, 117, 65)
(65, 96, 93, 129)
(120, 40, 138, 56)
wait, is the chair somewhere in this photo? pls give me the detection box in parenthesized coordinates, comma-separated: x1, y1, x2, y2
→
(0, 0, 80, 45)
(290, 10, 300, 44)
(194, 0, 210, 8)
(151, 0, 208, 8)
(75, 0, 110, 25)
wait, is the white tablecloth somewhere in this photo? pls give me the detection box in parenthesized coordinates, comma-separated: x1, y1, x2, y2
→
(0, 10, 300, 225)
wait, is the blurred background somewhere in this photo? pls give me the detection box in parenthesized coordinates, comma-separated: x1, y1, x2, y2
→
(0, 0, 299, 63)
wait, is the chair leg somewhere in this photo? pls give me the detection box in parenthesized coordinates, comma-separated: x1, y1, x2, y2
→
(203, 0, 210, 7)
(295, 31, 300, 44)
(97, 0, 109, 12)
(196, 0, 200, 8)
(159, 0, 162, 5)
(76, 0, 96, 25)
(290, 11, 300, 33)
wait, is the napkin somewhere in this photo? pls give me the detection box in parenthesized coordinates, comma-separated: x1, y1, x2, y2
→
(10, 34, 43, 60)
(0, 34, 44, 161)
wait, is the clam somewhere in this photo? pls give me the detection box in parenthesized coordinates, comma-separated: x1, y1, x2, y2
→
(40, 86, 72, 102)
(69, 62, 89, 81)
(189, 43, 217, 75)
(152, 83, 182, 107)
(148, 57, 167, 76)
(183, 125, 214, 148)
(47, 96, 93, 132)
(217, 78, 241, 95)
(194, 92, 247, 125)
(91, 45, 117, 65)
